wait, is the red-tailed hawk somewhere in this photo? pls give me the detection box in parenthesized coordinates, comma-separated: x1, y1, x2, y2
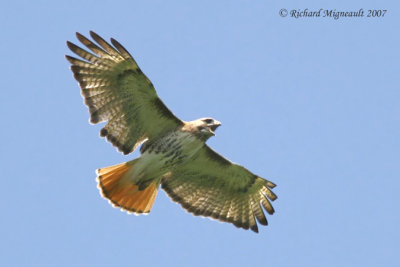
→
(66, 32, 277, 233)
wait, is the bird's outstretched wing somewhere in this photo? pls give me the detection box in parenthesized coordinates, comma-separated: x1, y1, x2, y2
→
(161, 145, 277, 233)
(66, 31, 183, 154)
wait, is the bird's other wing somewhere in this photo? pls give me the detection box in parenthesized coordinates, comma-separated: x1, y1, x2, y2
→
(66, 31, 183, 154)
(161, 145, 277, 233)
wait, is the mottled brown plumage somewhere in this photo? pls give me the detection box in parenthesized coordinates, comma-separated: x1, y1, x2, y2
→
(66, 31, 277, 233)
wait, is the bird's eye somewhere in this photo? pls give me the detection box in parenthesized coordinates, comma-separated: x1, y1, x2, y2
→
(203, 119, 213, 124)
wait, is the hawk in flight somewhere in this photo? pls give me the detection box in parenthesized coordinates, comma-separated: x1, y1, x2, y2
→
(66, 32, 277, 233)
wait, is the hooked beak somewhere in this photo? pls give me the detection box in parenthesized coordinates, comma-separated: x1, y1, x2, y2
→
(210, 120, 222, 132)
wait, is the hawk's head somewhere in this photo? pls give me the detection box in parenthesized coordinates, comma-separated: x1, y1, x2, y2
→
(187, 118, 221, 141)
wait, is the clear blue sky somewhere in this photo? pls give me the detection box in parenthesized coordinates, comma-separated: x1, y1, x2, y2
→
(1, 1, 399, 266)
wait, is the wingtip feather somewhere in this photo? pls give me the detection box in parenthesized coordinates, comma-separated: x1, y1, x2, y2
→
(66, 40, 74, 50)
(250, 224, 259, 233)
(268, 181, 277, 188)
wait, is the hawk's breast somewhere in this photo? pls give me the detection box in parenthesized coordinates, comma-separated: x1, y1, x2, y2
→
(141, 130, 203, 168)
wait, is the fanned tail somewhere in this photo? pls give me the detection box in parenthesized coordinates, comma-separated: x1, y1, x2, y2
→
(96, 160, 159, 214)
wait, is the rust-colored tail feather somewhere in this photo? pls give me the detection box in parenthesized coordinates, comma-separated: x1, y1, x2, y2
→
(96, 161, 159, 214)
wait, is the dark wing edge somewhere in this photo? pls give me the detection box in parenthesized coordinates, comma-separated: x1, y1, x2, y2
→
(161, 146, 277, 233)
(66, 31, 183, 154)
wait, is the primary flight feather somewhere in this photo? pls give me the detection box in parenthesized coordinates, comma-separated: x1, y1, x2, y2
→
(66, 31, 277, 233)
